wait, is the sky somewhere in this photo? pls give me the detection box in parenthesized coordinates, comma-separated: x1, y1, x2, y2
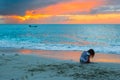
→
(0, 0, 120, 24)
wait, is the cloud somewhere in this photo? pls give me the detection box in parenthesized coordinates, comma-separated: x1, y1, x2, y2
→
(23, 15, 69, 24)
(0, 0, 69, 15)
(1, 0, 120, 16)
(1, 15, 27, 23)
(91, 5, 120, 14)
(91, 0, 120, 14)
(0, 16, 5, 23)
(107, 0, 120, 5)
(66, 14, 120, 24)
(25, 0, 103, 15)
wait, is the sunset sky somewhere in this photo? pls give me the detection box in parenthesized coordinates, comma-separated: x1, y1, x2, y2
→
(0, 0, 120, 24)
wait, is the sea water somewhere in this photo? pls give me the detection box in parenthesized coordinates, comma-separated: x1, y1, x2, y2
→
(0, 24, 120, 54)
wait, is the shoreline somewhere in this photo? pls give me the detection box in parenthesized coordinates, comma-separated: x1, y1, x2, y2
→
(0, 48, 120, 63)
(0, 46, 120, 55)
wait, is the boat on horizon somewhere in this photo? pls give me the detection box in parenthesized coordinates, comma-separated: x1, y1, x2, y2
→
(29, 25, 38, 27)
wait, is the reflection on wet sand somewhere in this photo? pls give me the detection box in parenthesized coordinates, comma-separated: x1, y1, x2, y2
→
(19, 49, 32, 54)
(93, 53, 120, 63)
(19, 49, 120, 63)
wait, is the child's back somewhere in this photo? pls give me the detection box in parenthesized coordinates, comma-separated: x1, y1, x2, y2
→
(80, 51, 90, 63)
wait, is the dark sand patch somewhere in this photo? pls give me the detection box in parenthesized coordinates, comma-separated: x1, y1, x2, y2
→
(27, 63, 120, 80)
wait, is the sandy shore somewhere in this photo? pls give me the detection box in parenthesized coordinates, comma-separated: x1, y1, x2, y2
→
(0, 49, 120, 80)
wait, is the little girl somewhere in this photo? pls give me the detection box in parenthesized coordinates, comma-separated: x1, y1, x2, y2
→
(80, 49, 95, 63)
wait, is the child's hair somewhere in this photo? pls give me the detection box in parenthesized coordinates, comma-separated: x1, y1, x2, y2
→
(88, 49, 95, 58)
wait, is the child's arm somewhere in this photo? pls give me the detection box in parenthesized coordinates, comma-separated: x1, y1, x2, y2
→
(86, 56, 90, 63)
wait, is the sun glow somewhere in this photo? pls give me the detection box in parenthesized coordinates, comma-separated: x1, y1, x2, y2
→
(9, 13, 120, 24)
(2, 0, 120, 24)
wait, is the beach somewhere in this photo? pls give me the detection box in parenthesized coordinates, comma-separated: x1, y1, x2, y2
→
(0, 48, 120, 80)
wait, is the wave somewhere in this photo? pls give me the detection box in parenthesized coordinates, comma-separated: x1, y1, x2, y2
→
(0, 40, 120, 54)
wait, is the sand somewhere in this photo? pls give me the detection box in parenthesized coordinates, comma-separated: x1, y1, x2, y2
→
(0, 49, 120, 80)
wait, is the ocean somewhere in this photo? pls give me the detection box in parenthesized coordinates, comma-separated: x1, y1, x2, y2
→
(0, 24, 120, 54)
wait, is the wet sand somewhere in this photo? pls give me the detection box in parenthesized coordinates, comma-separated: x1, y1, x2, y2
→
(19, 49, 120, 63)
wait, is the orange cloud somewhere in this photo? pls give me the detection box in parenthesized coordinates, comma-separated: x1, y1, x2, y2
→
(5, 14, 52, 23)
(30, 0, 103, 15)
(66, 13, 120, 24)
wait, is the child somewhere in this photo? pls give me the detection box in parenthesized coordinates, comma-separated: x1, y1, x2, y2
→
(80, 49, 95, 63)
